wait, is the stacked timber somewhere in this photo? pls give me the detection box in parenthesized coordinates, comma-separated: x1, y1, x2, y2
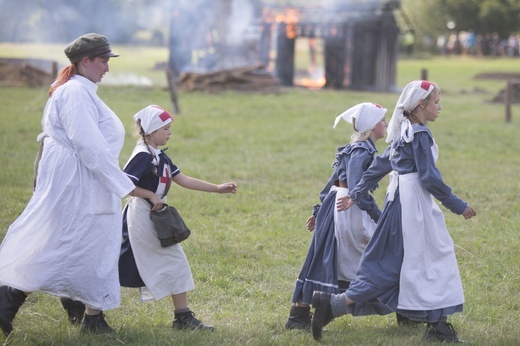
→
(176, 63, 280, 93)
(0, 58, 57, 87)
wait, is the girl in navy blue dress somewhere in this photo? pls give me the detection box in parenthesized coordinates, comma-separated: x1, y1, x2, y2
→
(119, 105, 237, 332)
(311, 81, 477, 342)
(285, 102, 388, 330)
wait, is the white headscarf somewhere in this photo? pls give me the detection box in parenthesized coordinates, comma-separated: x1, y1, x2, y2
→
(133, 105, 173, 135)
(386, 80, 435, 143)
(333, 102, 387, 137)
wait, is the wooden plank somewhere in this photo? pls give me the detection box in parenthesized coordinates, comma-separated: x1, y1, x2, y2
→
(177, 64, 280, 93)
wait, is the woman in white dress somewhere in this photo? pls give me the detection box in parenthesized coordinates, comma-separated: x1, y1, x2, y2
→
(0, 33, 136, 335)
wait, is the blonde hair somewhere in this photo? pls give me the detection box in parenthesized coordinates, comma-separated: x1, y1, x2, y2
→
(351, 118, 373, 143)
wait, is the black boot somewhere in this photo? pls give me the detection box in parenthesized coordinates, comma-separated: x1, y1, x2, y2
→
(80, 313, 115, 335)
(172, 310, 214, 331)
(311, 291, 334, 341)
(0, 285, 27, 336)
(60, 297, 85, 325)
(396, 313, 423, 326)
(338, 280, 351, 293)
(424, 318, 462, 343)
(285, 305, 312, 330)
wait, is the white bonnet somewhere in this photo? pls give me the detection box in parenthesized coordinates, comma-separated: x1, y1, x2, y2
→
(333, 102, 387, 134)
(386, 80, 435, 143)
(133, 105, 173, 135)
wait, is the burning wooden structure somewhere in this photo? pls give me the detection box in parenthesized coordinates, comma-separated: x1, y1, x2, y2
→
(167, 1, 402, 110)
(270, 1, 401, 91)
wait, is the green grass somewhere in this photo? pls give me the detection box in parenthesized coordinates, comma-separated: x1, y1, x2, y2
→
(0, 43, 519, 345)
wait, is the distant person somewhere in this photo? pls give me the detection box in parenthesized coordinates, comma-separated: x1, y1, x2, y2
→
(0, 33, 136, 335)
(311, 80, 477, 343)
(466, 30, 476, 55)
(403, 30, 415, 55)
(118, 105, 237, 332)
(507, 33, 519, 57)
(285, 102, 387, 330)
(447, 32, 459, 55)
(490, 32, 501, 56)
(437, 35, 447, 55)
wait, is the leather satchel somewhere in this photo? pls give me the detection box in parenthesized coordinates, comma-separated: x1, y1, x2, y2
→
(150, 204, 190, 247)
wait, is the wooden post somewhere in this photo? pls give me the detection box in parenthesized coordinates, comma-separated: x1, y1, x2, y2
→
(421, 68, 428, 80)
(505, 80, 511, 123)
(275, 22, 296, 87)
(166, 68, 180, 114)
(52, 61, 58, 78)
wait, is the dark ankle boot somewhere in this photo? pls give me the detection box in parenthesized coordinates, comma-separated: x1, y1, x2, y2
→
(172, 310, 214, 331)
(60, 297, 85, 325)
(424, 318, 461, 343)
(396, 313, 423, 326)
(0, 285, 27, 336)
(338, 280, 351, 293)
(285, 305, 312, 330)
(311, 291, 334, 341)
(80, 313, 115, 335)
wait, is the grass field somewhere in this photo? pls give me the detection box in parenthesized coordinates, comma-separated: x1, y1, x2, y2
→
(0, 43, 519, 345)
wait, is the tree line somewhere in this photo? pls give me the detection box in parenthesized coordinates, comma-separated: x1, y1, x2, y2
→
(1, 0, 519, 51)
(400, 0, 520, 53)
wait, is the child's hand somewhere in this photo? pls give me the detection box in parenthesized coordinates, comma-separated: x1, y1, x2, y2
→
(149, 194, 164, 211)
(462, 205, 477, 219)
(337, 195, 355, 211)
(306, 215, 316, 232)
(218, 182, 238, 194)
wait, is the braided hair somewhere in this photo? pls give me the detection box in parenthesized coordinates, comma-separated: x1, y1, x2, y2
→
(135, 119, 158, 176)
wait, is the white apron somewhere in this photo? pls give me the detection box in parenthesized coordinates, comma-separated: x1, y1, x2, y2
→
(126, 197, 195, 301)
(394, 142, 464, 310)
(124, 144, 195, 301)
(334, 186, 376, 282)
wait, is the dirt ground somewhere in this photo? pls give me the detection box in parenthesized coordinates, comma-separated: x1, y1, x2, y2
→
(0, 60, 55, 88)
(475, 72, 520, 103)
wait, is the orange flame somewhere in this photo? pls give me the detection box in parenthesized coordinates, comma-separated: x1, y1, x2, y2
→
(298, 76, 326, 89)
(274, 8, 300, 23)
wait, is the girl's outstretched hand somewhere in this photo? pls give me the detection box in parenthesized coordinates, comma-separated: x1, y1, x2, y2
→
(218, 182, 238, 194)
(462, 205, 477, 219)
(336, 195, 355, 211)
